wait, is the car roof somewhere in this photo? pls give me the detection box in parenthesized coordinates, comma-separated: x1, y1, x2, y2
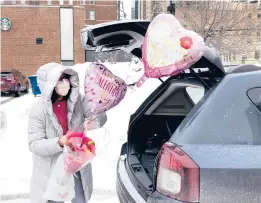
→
(226, 64, 261, 74)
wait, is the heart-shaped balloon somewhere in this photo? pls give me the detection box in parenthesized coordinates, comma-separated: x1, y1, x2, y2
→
(137, 14, 205, 87)
(84, 63, 127, 115)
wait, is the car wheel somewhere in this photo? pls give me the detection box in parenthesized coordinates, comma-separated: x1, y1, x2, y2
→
(14, 85, 21, 97)
(24, 83, 29, 93)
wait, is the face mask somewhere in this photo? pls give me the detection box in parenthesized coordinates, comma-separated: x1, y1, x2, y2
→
(55, 79, 70, 96)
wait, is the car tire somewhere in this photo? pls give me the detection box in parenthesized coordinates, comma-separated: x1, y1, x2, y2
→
(24, 83, 29, 93)
(14, 85, 21, 97)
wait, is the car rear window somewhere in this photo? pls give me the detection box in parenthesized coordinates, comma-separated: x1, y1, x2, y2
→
(247, 87, 261, 113)
(1, 72, 11, 78)
(171, 80, 261, 145)
(186, 86, 205, 105)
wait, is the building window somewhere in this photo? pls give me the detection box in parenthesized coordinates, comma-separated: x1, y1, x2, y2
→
(258, 14, 261, 19)
(36, 38, 43, 45)
(47, 0, 52, 5)
(89, 11, 95, 20)
(80, 0, 85, 5)
(29, 0, 39, 5)
(248, 13, 252, 19)
(69, 0, 73, 5)
(59, 0, 63, 5)
(90, 0, 94, 5)
(1, 0, 17, 4)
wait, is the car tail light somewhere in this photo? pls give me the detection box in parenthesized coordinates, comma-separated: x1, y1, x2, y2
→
(157, 142, 199, 203)
(7, 74, 15, 83)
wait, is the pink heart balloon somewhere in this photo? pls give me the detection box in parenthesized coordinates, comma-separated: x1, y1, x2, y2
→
(137, 14, 205, 87)
(84, 63, 127, 115)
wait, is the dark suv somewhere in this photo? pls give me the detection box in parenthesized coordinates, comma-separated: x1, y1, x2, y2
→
(0, 69, 29, 97)
(81, 21, 261, 203)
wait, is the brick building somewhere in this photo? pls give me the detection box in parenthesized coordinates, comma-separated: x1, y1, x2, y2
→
(1, 0, 117, 76)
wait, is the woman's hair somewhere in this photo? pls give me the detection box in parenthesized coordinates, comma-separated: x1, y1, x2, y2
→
(51, 74, 72, 104)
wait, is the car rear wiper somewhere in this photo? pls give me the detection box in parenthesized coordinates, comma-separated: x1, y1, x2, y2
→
(189, 68, 210, 90)
(158, 78, 164, 83)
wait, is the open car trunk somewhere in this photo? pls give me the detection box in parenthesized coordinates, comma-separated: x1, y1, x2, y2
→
(81, 20, 226, 200)
(125, 70, 225, 200)
(126, 79, 208, 199)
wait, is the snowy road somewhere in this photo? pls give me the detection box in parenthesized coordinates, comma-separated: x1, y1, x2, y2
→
(0, 93, 38, 202)
(0, 90, 127, 203)
(0, 95, 15, 105)
(0, 60, 208, 203)
(0, 84, 158, 203)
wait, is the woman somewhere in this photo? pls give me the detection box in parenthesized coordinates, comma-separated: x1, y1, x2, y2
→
(28, 63, 107, 203)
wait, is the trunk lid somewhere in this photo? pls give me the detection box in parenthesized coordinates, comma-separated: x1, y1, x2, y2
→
(80, 20, 149, 57)
(80, 20, 225, 78)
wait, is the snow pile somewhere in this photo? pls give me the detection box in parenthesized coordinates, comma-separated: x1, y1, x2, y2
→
(0, 94, 39, 199)
(0, 62, 156, 203)
(0, 110, 7, 131)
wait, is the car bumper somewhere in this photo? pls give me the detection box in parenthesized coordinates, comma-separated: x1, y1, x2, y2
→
(147, 191, 183, 203)
(1, 85, 15, 92)
(116, 155, 184, 203)
(116, 155, 147, 203)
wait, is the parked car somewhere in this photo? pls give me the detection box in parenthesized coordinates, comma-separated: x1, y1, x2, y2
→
(81, 21, 261, 203)
(0, 69, 29, 97)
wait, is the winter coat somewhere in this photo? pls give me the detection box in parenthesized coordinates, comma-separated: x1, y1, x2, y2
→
(27, 63, 107, 203)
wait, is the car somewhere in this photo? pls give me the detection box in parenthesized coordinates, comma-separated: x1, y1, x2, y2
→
(0, 69, 29, 97)
(81, 20, 261, 203)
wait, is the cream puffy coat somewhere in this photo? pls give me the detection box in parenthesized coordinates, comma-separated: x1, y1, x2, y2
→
(28, 63, 107, 203)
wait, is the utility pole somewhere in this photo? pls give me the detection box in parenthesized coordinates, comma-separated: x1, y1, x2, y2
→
(117, 0, 121, 20)
(167, 0, 176, 15)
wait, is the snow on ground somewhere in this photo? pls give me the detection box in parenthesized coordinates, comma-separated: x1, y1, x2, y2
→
(0, 61, 247, 203)
(0, 93, 38, 201)
(0, 62, 158, 203)
(0, 61, 209, 203)
(0, 96, 11, 102)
